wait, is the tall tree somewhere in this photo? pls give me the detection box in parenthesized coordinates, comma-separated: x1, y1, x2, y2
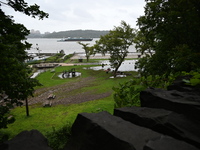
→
(94, 21, 136, 77)
(0, 0, 48, 129)
(78, 42, 93, 62)
(135, 0, 200, 77)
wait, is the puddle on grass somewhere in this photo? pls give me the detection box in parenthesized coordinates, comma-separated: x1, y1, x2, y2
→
(31, 69, 46, 78)
(58, 72, 81, 78)
(84, 60, 138, 72)
(110, 75, 127, 78)
(83, 60, 138, 78)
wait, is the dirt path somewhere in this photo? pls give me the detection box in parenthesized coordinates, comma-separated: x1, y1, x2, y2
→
(28, 77, 112, 106)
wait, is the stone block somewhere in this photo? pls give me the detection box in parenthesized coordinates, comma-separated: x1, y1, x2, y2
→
(140, 88, 200, 120)
(114, 106, 200, 148)
(2, 130, 52, 150)
(64, 111, 162, 150)
(144, 136, 198, 150)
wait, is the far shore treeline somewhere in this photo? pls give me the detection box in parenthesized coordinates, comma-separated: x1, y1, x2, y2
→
(27, 29, 109, 38)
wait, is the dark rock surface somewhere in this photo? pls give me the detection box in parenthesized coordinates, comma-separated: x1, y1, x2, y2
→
(140, 88, 200, 120)
(64, 111, 162, 150)
(114, 106, 200, 148)
(144, 136, 198, 150)
(65, 111, 199, 150)
(1, 130, 52, 150)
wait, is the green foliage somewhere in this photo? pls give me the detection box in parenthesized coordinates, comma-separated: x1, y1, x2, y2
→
(5, 0, 49, 19)
(113, 73, 178, 108)
(45, 53, 65, 63)
(0, 130, 10, 143)
(0, 0, 48, 129)
(182, 71, 200, 86)
(63, 53, 74, 62)
(45, 123, 72, 150)
(78, 42, 94, 62)
(0, 107, 15, 129)
(135, 0, 200, 77)
(94, 21, 136, 77)
(113, 79, 145, 108)
(140, 74, 174, 89)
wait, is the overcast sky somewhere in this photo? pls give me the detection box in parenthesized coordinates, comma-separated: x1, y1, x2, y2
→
(1, 0, 146, 33)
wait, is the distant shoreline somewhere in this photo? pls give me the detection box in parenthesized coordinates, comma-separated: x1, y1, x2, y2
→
(27, 29, 109, 39)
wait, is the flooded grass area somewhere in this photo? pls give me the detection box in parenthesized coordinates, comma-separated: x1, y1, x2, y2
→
(86, 60, 137, 72)
(58, 72, 82, 78)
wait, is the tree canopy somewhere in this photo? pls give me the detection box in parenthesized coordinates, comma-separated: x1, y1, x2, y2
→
(94, 21, 136, 77)
(78, 42, 94, 62)
(135, 0, 200, 77)
(0, 0, 48, 129)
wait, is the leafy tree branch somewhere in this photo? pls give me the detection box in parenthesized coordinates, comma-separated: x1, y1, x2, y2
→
(94, 21, 136, 77)
(0, 0, 47, 130)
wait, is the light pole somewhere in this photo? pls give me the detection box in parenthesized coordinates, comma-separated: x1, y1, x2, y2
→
(36, 44, 41, 57)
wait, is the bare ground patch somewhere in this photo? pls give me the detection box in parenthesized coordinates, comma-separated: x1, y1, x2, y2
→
(28, 77, 112, 106)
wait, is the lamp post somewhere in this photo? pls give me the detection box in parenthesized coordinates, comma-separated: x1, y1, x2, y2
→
(36, 44, 41, 57)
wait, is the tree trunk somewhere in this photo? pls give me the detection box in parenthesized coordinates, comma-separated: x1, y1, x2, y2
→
(113, 55, 126, 77)
(25, 98, 29, 116)
(86, 56, 89, 62)
(113, 63, 122, 78)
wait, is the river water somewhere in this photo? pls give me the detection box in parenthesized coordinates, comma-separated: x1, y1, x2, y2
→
(26, 38, 137, 55)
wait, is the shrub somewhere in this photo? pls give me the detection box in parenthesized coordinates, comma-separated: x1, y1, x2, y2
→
(113, 79, 145, 108)
(113, 74, 178, 108)
(0, 130, 10, 144)
(182, 71, 200, 86)
(45, 123, 72, 150)
(63, 54, 74, 61)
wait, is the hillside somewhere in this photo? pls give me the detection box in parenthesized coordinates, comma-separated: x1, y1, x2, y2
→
(27, 30, 109, 38)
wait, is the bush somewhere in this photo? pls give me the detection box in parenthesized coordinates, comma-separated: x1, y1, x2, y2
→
(0, 130, 10, 144)
(113, 79, 145, 108)
(113, 74, 177, 108)
(182, 71, 200, 86)
(45, 123, 72, 150)
(45, 53, 65, 63)
(63, 54, 74, 61)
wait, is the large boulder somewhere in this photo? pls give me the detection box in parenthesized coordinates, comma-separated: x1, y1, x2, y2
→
(140, 88, 200, 120)
(64, 111, 163, 150)
(114, 106, 200, 148)
(1, 130, 52, 150)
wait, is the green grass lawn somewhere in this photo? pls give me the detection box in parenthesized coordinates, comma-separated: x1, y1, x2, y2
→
(1, 64, 137, 141)
(3, 96, 114, 139)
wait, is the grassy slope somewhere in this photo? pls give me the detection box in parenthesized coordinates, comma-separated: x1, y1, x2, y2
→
(1, 64, 137, 139)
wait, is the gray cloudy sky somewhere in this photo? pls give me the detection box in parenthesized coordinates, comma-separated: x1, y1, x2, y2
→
(2, 0, 146, 33)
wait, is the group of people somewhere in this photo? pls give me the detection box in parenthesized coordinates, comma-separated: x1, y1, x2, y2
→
(101, 63, 111, 73)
